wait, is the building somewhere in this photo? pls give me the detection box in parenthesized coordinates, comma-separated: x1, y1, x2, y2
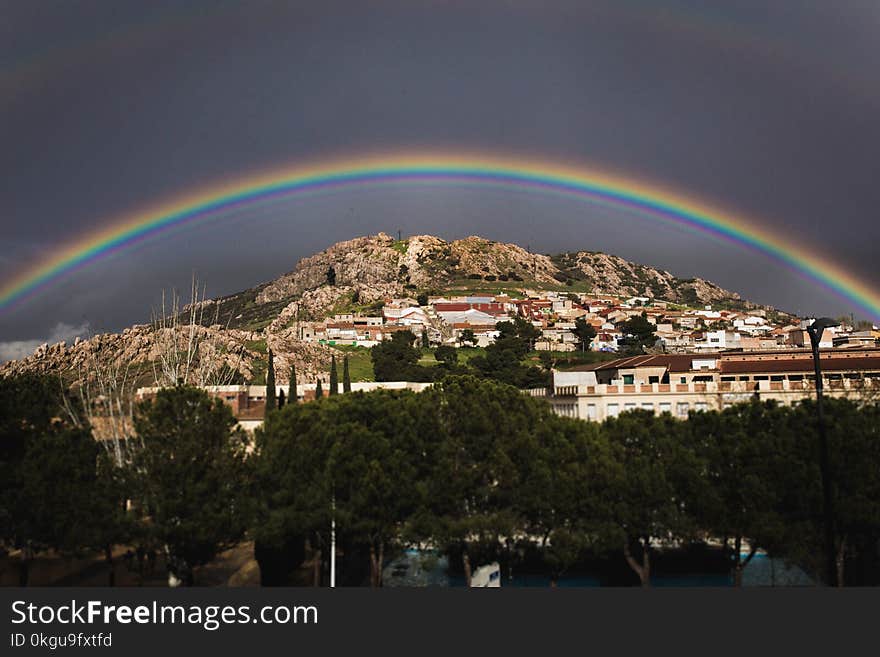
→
(136, 381, 434, 432)
(532, 348, 880, 421)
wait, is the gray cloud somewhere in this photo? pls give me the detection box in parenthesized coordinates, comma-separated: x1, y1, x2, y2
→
(0, 322, 90, 363)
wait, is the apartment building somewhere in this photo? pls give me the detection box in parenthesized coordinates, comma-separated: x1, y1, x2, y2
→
(532, 348, 880, 421)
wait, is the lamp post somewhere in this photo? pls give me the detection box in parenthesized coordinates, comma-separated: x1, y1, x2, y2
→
(806, 317, 839, 586)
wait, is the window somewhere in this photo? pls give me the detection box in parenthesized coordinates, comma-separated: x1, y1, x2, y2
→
(587, 404, 597, 421)
(607, 403, 620, 418)
(624, 402, 637, 412)
(754, 376, 768, 381)
(739, 376, 750, 381)
(659, 402, 671, 414)
(693, 375, 713, 382)
(648, 376, 660, 384)
(695, 402, 708, 413)
(771, 375, 784, 382)
(558, 403, 577, 418)
(680, 377, 687, 384)
(721, 376, 735, 382)
(641, 402, 654, 412)
(676, 402, 690, 417)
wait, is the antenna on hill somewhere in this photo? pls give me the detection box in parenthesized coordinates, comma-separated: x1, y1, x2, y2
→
(398, 229, 402, 241)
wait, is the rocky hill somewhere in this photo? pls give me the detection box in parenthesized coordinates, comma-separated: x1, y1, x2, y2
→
(0, 323, 336, 388)
(210, 233, 743, 330)
(1, 233, 755, 386)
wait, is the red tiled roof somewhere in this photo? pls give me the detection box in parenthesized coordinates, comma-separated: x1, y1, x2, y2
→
(565, 349, 880, 376)
(721, 356, 880, 374)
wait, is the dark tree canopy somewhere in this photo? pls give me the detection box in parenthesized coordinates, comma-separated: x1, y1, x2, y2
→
(434, 345, 458, 368)
(458, 329, 476, 347)
(128, 386, 251, 585)
(572, 317, 598, 351)
(329, 355, 339, 396)
(467, 319, 548, 389)
(371, 330, 434, 382)
(342, 356, 352, 393)
(618, 312, 657, 354)
(0, 375, 120, 585)
(265, 349, 276, 417)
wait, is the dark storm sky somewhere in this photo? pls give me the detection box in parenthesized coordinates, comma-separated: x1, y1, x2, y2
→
(2, 0, 879, 358)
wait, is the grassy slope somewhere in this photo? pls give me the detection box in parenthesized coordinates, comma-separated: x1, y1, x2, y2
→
(311, 344, 618, 384)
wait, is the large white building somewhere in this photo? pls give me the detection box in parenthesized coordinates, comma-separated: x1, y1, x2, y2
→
(532, 348, 880, 421)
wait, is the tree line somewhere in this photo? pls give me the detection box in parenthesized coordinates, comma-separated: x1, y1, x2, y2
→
(3, 371, 879, 587)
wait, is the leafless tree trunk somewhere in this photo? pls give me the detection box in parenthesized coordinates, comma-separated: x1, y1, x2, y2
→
(312, 549, 322, 587)
(151, 275, 245, 388)
(732, 536, 757, 587)
(369, 542, 385, 587)
(19, 545, 32, 587)
(623, 537, 651, 587)
(65, 334, 138, 468)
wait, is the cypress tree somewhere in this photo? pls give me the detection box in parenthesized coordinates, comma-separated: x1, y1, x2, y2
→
(329, 355, 338, 395)
(315, 379, 323, 399)
(343, 356, 351, 393)
(265, 349, 276, 418)
(277, 389, 285, 409)
(289, 364, 298, 404)
(421, 327, 429, 348)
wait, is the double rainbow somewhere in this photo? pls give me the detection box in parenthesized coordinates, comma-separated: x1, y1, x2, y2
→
(2, 151, 877, 320)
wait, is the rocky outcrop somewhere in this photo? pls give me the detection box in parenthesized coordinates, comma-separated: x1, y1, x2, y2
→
(554, 251, 739, 305)
(0, 324, 261, 385)
(256, 234, 406, 304)
(255, 233, 589, 310)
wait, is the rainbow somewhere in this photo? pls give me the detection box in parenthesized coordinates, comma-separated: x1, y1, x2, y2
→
(2, 151, 878, 320)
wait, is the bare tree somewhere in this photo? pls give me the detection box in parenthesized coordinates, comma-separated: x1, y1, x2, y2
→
(63, 336, 139, 468)
(150, 275, 246, 388)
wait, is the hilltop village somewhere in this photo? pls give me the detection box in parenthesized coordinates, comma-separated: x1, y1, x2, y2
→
(131, 289, 880, 431)
(298, 291, 876, 353)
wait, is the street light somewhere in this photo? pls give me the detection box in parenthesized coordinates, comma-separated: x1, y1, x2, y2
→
(806, 317, 840, 586)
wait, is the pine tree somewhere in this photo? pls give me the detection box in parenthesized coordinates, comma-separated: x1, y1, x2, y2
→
(329, 355, 338, 395)
(265, 349, 276, 418)
(315, 379, 323, 399)
(289, 364, 298, 404)
(343, 356, 351, 393)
